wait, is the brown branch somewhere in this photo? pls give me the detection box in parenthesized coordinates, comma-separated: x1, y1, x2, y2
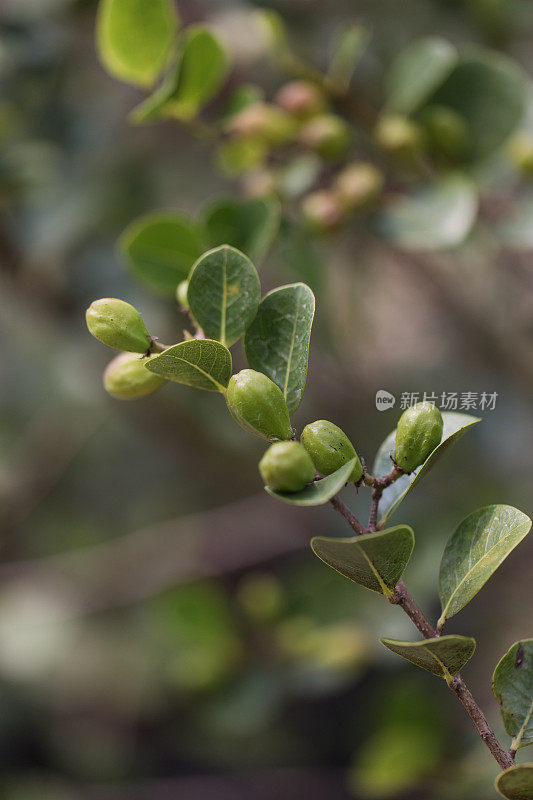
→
(328, 494, 367, 536)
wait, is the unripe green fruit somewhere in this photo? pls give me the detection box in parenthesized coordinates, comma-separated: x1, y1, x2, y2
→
(299, 114, 353, 160)
(420, 105, 469, 161)
(374, 114, 425, 163)
(301, 190, 345, 233)
(86, 298, 151, 353)
(103, 352, 166, 400)
(176, 280, 189, 309)
(333, 162, 384, 211)
(259, 441, 315, 492)
(242, 168, 277, 198)
(301, 420, 363, 483)
(226, 369, 293, 441)
(394, 402, 443, 473)
(274, 80, 326, 118)
(508, 132, 533, 177)
(226, 102, 297, 146)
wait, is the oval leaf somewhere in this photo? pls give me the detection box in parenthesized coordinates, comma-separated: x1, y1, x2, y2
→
(311, 525, 414, 598)
(376, 174, 478, 250)
(373, 412, 480, 526)
(438, 505, 532, 627)
(244, 283, 315, 414)
(120, 211, 204, 295)
(266, 458, 356, 507)
(493, 639, 533, 751)
(187, 245, 261, 347)
(385, 37, 458, 115)
(380, 635, 476, 680)
(429, 48, 527, 161)
(328, 24, 371, 91)
(204, 196, 281, 265)
(496, 764, 533, 800)
(96, 0, 178, 88)
(146, 339, 231, 392)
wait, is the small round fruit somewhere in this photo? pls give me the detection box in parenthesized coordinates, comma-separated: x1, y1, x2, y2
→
(301, 420, 363, 483)
(333, 162, 384, 211)
(259, 441, 316, 492)
(176, 280, 189, 309)
(394, 402, 443, 473)
(508, 132, 533, 177)
(299, 114, 353, 160)
(301, 190, 345, 233)
(103, 352, 166, 400)
(274, 80, 326, 118)
(374, 114, 425, 163)
(421, 104, 469, 161)
(226, 102, 297, 145)
(226, 369, 293, 441)
(86, 298, 151, 353)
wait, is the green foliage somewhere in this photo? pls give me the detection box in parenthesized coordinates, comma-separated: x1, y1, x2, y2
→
(120, 211, 203, 296)
(438, 505, 531, 627)
(327, 24, 371, 91)
(266, 459, 356, 506)
(96, 0, 179, 88)
(187, 245, 261, 347)
(493, 640, 533, 751)
(495, 764, 533, 800)
(203, 196, 281, 265)
(380, 635, 476, 680)
(376, 174, 478, 249)
(385, 37, 458, 115)
(311, 525, 414, 597)
(244, 283, 315, 413)
(373, 412, 480, 525)
(146, 340, 232, 392)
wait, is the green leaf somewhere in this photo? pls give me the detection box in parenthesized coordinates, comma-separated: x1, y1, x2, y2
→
(187, 245, 261, 347)
(311, 525, 414, 598)
(380, 635, 476, 680)
(145, 339, 232, 392)
(438, 505, 532, 627)
(328, 24, 371, 92)
(385, 37, 458, 115)
(96, 0, 178, 88)
(266, 458, 356, 507)
(376, 174, 478, 250)
(373, 412, 480, 526)
(204, 196, 281, 264)
(493, 640, 533, 751)
(496, 764, 533, 800)
(120, 211, 204, 295)
(429, 48, 527, 160)
(244, 283, 315, 414)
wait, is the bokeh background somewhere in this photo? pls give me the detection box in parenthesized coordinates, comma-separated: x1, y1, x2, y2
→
(1, 1, 533, 798)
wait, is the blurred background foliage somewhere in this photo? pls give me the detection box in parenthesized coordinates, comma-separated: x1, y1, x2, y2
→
(1, 0, 533, 798)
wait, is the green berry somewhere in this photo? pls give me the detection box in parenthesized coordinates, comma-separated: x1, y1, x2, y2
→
(374, 114, 425, 163)
(226, 369, 293, 441)
(299, 114, 353, 160)
(394, 402, 443, 473)
(103, 352, 166, 400)
(86, 298, 151, 353)
(301, 419, 363, 483)
(420, 105, 469, 161)
(274, 80, 326, 118)
(176, 280, 189, 309)
(333, 162, 384, 211)
(508, 132, 533, 177)
(301, 190, 345, 233)
(227, 102, 297, 146)
(259, 441, 315, 492)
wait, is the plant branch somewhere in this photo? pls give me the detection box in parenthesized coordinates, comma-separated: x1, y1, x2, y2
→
(327, 475, 514, 771)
